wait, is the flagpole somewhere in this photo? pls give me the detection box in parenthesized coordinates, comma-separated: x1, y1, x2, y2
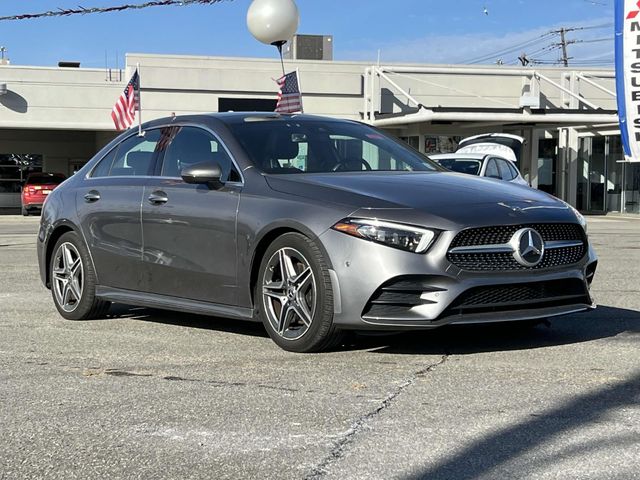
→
(274, 42, 286, 77)
(136, 62, 143, 137)
(296, 68, 303, 114)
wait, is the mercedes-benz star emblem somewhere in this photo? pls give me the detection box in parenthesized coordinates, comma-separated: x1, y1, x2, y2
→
(510, 228, 545, 267)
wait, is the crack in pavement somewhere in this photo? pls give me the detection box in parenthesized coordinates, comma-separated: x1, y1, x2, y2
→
(305, 353, 449, 480)
(78, 367, 313, 394)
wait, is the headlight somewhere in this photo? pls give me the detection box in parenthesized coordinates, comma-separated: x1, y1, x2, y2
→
(332, 218, 437, 253)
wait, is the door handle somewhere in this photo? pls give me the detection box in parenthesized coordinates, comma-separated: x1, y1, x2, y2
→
(148, 191, 168, 205)
(84, 190, 100, 203)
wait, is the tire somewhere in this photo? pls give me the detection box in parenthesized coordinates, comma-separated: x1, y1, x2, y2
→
(255, 232, 342, 353)
(22, 207, 29, 216)
(49, 231, 110, 320)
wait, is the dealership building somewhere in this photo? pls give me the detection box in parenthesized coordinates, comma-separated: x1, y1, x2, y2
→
(0, 50, 637, 214)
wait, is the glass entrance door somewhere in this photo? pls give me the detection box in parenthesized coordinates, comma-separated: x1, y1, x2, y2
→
(537, 138, 558, 196)
(576, 136, 627, 213)
(577, 137, 607, 213)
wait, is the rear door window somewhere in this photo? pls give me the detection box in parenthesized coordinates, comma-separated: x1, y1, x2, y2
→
(108, 130, 162, 177)
(507, 161, 520, 179)
(496, 158, 516, 180)
(485, 158, 500, 179)
(90, 148, 118, 178)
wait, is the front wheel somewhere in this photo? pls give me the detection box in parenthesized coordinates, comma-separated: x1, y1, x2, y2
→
(255, 232, 342, 353)
(50, 231, 110, 320)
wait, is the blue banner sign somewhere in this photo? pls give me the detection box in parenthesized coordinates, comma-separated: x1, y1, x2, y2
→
(616, 0, 640, 162)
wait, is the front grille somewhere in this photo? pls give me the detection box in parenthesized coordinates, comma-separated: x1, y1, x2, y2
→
(450, 223, 584, 247)
(441, 279, 590, 317)
(447, 223, 587, 271)
(362, 276, 445, 320)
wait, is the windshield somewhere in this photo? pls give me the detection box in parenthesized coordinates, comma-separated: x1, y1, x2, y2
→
(228, 120, 438, 174)
(434, 158, 482, 176)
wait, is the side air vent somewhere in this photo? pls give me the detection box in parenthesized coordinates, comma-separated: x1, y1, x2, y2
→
(363, 276, 446, 320)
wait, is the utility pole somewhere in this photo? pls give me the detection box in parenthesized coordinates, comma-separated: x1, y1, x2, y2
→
(559, 28, 569, 67)
(549, 27, 578, 67)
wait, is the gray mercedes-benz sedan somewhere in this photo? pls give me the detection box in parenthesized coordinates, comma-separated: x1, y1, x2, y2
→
(37, 113, 597, 352)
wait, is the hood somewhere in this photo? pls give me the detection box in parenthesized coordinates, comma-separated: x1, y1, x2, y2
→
(264, 171, 576, 228)
(457, 133, 525, 163)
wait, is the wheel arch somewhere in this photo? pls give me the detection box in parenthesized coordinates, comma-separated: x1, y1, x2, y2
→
(248, 221, 333, 307)
(45, 222, 91, 288)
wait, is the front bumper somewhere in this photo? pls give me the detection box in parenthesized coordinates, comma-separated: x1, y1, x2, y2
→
(319, 228, 597, 330)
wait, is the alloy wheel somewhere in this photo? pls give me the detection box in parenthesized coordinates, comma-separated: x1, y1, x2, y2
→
(262, 247, 317, 341)
(52, 242, 84, 313)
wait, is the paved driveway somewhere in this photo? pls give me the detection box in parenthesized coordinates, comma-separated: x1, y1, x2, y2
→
(0, 215, 638, 479)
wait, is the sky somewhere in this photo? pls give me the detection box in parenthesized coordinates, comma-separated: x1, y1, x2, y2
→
(0, 0, 615, 68)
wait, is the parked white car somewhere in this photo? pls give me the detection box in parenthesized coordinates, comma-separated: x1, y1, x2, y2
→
(430, 153, 529, 186)
(430, 133, 529, 186)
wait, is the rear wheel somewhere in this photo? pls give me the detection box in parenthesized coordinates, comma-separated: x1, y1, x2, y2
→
(50, 231, 110, 320)
(255, 232, 342, 353)
(22, 207, 29, 216)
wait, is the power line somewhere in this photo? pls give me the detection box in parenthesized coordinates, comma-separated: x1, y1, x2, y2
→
(575, 38, 611, 44)
(462, 22, 614, 66)
(462, 32, 555, 64)
(0, 0, 228, 22)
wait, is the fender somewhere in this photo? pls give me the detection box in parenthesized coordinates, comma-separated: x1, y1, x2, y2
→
(43, 218, 99, 288)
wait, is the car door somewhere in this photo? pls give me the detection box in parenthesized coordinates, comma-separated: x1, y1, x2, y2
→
(140, 125, 242, 305)
(77, 129, 162, 291)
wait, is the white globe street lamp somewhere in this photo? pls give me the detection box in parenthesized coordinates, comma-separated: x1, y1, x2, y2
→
(247, 0, 299, 74)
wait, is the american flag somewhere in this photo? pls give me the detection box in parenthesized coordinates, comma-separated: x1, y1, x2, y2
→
(158, 125, 182, 151)
(275, 70, 303, 114)
(111, 69, 140, 130)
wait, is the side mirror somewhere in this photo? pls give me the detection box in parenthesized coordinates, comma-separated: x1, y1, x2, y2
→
(181, 162, 223, 188)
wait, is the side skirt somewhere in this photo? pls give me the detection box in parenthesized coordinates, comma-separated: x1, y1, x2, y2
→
(95, 286, 256, 321)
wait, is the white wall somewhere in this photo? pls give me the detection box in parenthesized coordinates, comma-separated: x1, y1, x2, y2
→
(0, 54, 616, 132)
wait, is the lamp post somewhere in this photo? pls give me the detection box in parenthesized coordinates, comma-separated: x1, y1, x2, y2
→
(246, 0, 299, 76)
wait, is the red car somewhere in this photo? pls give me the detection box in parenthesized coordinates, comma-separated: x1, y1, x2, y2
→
(21, 173, 67, 216)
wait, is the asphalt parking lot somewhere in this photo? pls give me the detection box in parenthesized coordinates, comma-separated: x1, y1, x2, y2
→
(0, 215, 639, 480)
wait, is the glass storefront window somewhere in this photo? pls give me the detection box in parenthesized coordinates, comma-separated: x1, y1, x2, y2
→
(624, 163, 640, 214)
(576, 135, 640, 214)
(607, 136, 624, 213)
(0, 154, 43, 206)
(424, 136, 461, 154)
(576, 136, 622, 213)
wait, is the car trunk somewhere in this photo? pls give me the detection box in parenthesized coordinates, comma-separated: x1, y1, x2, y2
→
(456, 134, 525, 163)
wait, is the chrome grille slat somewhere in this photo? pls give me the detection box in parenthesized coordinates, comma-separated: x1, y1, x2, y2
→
(447, 223, 587, 271)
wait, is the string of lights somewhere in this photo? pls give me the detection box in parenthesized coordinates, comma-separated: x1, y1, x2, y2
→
(0, 0, 230, 22)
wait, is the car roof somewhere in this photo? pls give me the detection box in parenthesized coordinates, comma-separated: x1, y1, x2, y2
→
(430, 153, 488, 160)
(430, 153, 518, 163)
(139, 112, 360, 129)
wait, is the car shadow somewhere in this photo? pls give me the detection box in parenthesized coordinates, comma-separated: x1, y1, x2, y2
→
(102, 304, 639, 354)
(105, 303, 269, 339)
(358, 305, 640, 355)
